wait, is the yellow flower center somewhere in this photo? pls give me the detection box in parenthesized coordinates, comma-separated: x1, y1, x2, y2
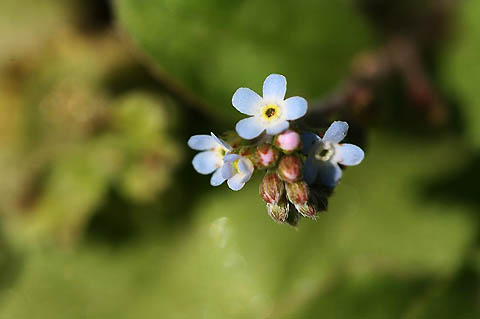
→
(214, 147, 228, 168)
(261, 104, 281, 121)
(217, 147, 226, 158)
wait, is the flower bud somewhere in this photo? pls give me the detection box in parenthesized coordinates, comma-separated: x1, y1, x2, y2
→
(285, 181, 309, 206)
(295, 202, 317, 219)
(286, 181, 319, 219)
(278, 155, 302, 182)
(259, 171, 284, 205)
(267, 196, 289, 223)
(255, 144, 279, 168)
(274, 130, 301, 153)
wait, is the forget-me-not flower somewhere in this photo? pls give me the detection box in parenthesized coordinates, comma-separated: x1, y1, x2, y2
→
(221, 154, 254, 191)
(188, 133, 232, 186)
(232, 74, 308, 140)
(302, 121, 364, 187)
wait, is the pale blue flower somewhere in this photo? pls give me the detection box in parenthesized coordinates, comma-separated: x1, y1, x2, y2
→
(232, 74, 308, 139)
(221, 154, 254, 191)
(302, 121, 364, 187)
(188, 133, 232, 186)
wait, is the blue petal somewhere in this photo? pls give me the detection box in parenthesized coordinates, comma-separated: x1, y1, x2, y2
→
(240, 173, 252, 184)
(335, 144, 364, 166)
(263, 74, 286, 101)
(232, 88, 262, 116)
(210, 132, 232, 151)
(192, 151, 219, 174)
(303, 155, 319, 185)
(227, 174, 247, 191)
(323, 121, 348, 144)
(188, 135, 216, 150)
(265, 120, 289, 135)
(237, 157, 254, 176)
(221, 161, 236, 179)
(318, 162, 342, 188)
(224, 154, 240, 163)
(235, 117, 265, 139)
(210, 168, 226, 186)
(284, 96, 307, 120)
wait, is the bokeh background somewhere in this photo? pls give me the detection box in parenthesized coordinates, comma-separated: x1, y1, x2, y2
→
(1, 0, 480, 318)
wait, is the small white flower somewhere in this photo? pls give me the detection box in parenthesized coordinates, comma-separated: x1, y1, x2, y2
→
(188, 133, 232, 186)
(302, 121, 364, 187)
(232, 74, 308, 140)
(221, 154, 254, 191)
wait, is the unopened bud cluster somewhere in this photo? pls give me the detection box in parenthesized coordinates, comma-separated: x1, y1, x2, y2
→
(258, 135, 327, 225)
(188, 74, 365, 226)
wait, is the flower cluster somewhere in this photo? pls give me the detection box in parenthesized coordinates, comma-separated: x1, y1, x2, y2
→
(188, 74, 364, 225)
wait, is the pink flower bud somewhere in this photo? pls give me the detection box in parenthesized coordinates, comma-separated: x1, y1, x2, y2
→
(274, 130, 301, 153)
(278, 155, 302, 182)
(259, 171, 284, 204)
(267, 196, 289, 223)
(255, 144, 279, 168)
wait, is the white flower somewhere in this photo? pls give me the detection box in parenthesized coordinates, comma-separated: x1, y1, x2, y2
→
(188, 133, 232, 186)
(302, 121, 364, 187)
(221, 154, 254, 191)
(232, 74, 308, 140)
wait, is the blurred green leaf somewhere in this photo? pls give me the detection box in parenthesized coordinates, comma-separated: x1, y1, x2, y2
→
(115, 0, 374, 119)
(442, 0, 480, 147)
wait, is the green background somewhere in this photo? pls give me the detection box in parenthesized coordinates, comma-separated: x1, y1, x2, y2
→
(1, 0, 480, 318)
